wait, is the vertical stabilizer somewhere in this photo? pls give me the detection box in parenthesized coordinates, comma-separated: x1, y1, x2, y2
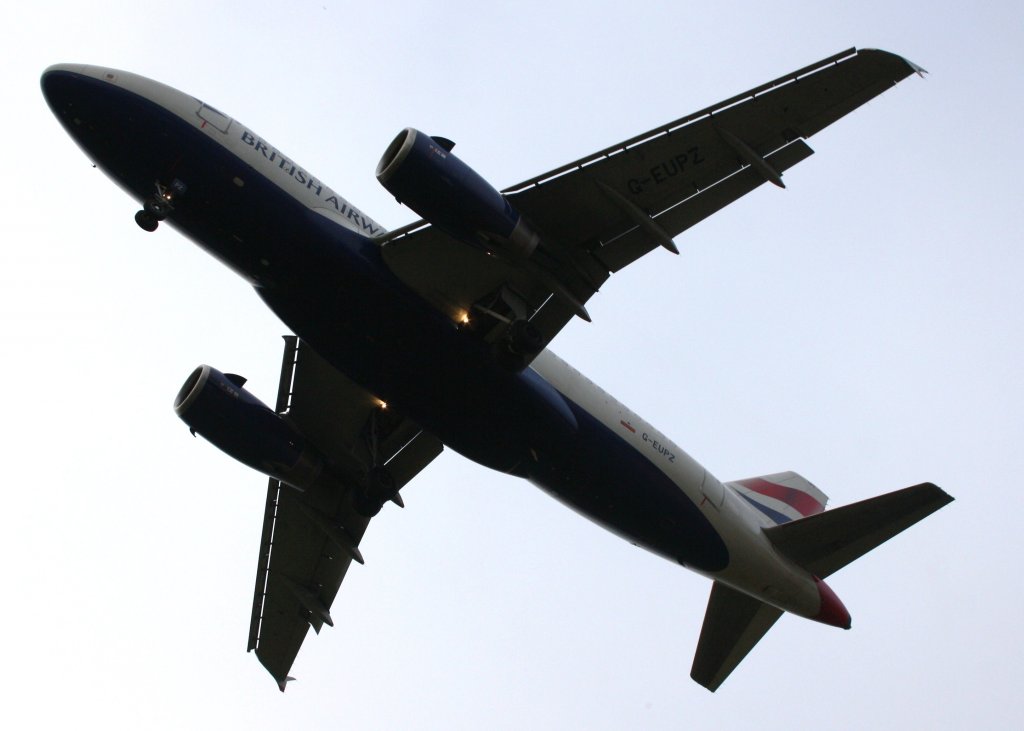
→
(726, 470, 828, 525)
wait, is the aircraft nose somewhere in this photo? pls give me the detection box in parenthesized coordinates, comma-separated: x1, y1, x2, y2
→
(42, 64, 72, 99)
(41, 64, 89, 113)
(41, 64, 121, 112)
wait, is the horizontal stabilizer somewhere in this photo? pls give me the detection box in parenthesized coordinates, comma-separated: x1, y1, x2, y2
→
(763, 482, 953, 578)
(691, 581, 783, 692)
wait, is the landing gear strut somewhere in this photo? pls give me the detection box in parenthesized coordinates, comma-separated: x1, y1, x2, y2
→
(495, 318, 545, 371)
(135, 178, 187, 232)
(351, 404, 404, 518)
(353, 466, 398, 518)
(507, 319, 544, 356)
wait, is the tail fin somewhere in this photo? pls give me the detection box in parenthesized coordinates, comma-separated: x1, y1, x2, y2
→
(726, 470, 829, 525)
(691, 482, 953, 691)
(763, 482, 954, 578)
(691, 582, 782, 692)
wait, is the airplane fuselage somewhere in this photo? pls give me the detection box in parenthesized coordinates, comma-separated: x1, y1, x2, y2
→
(42, 65, 838, 628)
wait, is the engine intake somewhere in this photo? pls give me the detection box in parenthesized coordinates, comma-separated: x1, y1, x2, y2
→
(376, 127, 538, 258)
(174, 365, 324, 489)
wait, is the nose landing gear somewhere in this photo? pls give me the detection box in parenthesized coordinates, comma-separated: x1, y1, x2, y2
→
(134, 209, 160, 232)
(135, 178, 187, 232)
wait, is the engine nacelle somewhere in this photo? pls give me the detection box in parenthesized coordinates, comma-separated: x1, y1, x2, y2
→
(174, 365, 324, 490)
(376, 128, 539, 257)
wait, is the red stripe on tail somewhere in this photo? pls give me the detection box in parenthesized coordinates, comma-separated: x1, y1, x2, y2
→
(735, 477, 825, 517)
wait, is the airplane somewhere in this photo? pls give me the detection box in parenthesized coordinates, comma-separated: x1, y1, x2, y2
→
(41, 48, 952, 693)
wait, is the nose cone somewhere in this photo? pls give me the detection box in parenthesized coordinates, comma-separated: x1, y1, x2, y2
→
(41, 64, 105, 126)
(814, 577, 852, 629)
(41, 64, 138, 157)
(41, 64, 80, 109)
(41, 64, 122, 116)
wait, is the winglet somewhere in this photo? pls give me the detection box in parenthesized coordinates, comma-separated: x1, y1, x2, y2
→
(863, 48, 928, 78)
(277, 675, 296, 692)
(906, 58, 928, 78)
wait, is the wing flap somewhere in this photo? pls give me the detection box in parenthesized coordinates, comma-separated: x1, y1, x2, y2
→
(252, 483, 367, 686)
(385, 430, 444, 489)
(596, 139, 813, 272)
(247, 337, 443, 689)
(505, 48, 918, 253)
(501, 48, 857, 195)
(378, 48, 920, 358)
(287, 340, 379, 465)
(380, 225, 519, 322)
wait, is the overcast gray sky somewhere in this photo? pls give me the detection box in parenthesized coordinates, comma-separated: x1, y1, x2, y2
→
(3, 1, 1021, 728)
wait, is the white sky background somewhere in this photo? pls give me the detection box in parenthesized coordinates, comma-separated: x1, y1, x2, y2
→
(2, 1, 1021, 728)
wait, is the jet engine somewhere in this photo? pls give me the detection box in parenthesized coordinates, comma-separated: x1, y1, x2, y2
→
(173, 365, 325, 490)
(376, 127, 539, 258)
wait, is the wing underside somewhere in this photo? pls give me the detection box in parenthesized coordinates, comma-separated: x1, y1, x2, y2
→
(379, 48, 921, 357)
(247, 337, 442, 689)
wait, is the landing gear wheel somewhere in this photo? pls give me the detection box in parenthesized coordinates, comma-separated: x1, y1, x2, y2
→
(507, 319, 544, 357)
(494, 319, 544, 371)
(135, 209, 159, 232)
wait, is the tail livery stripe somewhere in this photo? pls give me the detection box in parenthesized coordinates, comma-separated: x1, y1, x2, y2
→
(734, 477, 825, 518)
(737, 492, 796, 525)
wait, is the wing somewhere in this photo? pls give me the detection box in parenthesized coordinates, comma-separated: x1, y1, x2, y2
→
(380, 48, 922, 356)
(247, 336, 443, 690)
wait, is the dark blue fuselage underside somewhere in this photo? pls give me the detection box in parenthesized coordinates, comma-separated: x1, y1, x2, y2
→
(43, 70, 728, 572)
